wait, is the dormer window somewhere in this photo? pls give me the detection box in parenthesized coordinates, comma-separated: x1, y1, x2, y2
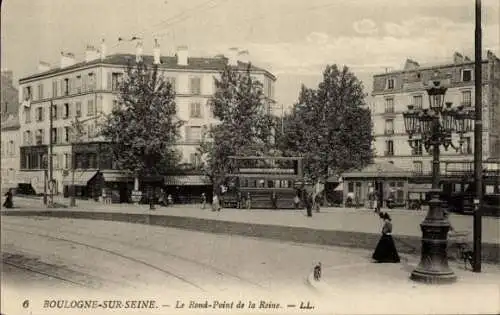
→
(387, 78, 395, 89)
(462, 69, 472, 82)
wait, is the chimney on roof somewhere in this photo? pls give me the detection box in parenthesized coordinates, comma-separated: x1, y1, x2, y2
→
(135, 40, 143, 63)
(237, 49, 250, 65)
(60, 52, 76, 68)
(153, 39, 161, 65)
(453, 52, 464, 63)
(228, 47, 238, 67)
(176, 46, 188, 66)
(37, 61, 51, 72)
(404, 58, 419, 70)
(100, 38, 107, 60)
(85, 45, 99, 62)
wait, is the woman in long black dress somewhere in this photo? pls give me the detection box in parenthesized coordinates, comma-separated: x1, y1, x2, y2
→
(372, 212, 400, 263)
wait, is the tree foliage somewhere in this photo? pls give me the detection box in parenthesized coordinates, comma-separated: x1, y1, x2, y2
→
(278, 65, 373, 180)
(199, 65, 275, 186)
(100, 62, 183, 177)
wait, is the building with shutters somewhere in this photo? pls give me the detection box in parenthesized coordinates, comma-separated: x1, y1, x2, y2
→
(1, 114, 21, 194)
(16, 42, 276, 202)
(371, 51, 500, 173)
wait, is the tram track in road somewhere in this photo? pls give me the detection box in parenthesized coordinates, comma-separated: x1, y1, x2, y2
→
(4, 220, 265, 289)
(3, 226, 206, 292)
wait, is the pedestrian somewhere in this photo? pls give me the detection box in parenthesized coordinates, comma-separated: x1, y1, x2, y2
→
(372, 212, 400, 263)
(212, 194, 221, 212)
(271, 192, 278, 210)
(314, 194, 321, 212)
(246, 192, 252, 209)
(306, 192, 313, 217)
(201, 192, 206, 209)
(167, 194, 173, 206)
(3, 189, 13, 209)
(237, 191, 242, 209)
(294, 194, 300, 209)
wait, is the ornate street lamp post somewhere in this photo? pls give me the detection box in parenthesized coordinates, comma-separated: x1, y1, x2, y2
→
(403, 80, 474, 284)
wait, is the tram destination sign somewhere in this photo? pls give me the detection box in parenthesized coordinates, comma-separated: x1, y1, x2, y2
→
(238, 168, 296, 174)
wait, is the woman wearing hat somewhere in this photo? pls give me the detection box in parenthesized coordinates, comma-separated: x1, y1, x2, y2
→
(372, 212, 400, 263)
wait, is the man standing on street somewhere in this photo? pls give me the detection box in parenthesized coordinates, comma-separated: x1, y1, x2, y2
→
(306, 192, 313, 217)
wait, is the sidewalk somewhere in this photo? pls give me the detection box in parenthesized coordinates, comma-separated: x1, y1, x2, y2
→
(9, 195, 500, 244)
(305, 256, 500, 314)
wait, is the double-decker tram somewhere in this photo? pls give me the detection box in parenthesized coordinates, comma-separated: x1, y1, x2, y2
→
(221, 156, 304, 209)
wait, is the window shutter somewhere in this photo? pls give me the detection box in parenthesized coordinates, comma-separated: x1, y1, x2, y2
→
(107, 72, 112, 90)
(82, 75, 87, 92)
(96, 97, 102, 113)
(60, 80, 65, 95)
(69, 78, 74, 94)
(185, 126, 190, 141)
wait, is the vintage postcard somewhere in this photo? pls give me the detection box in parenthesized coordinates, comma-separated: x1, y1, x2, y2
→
(1, 0, 499, 314)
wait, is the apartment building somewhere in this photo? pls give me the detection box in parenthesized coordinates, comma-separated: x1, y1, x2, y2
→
(371, 51, 500, 174)
(17, 41, 276, 200)
(1, 114, 21, 194)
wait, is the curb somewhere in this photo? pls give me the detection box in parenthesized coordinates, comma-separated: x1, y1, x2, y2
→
(2, 209, 499, 263)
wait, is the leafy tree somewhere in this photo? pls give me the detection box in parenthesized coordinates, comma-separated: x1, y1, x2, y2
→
(279, 65, 373, 182)
(100, 62, 183, 187)
(199, 65, 275, 188)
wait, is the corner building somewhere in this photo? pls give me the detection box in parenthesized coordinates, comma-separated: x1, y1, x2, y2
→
(371, 51, 500, 173)
(17, 44, 276, 201)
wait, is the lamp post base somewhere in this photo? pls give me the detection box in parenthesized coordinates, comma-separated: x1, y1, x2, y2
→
(410, 218, 457, 284)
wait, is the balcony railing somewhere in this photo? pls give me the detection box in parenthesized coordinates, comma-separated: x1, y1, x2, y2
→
(384, 150, 394, 156)
(460, 101, 472, 108)
(411, 161, 500, 177)
(384, 129, 395, 135)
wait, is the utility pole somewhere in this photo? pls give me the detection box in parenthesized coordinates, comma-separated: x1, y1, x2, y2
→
(473, 0, 483, 273)
(49, 100, 54, 207)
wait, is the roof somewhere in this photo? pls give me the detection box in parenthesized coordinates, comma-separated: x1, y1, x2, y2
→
(20, 54, 276, 82)
(342, 162, 411, 179)
(1, 114, 20, 131)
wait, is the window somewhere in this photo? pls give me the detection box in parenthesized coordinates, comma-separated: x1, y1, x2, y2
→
(23, 86, 32, 101)
(37, 84, 44, 100)
(63, 103, 70, 118)
(87, 72, 95, 91)
(8, 140, 14, 156)
(411, 139, 423, 155)
(413, 161, 423, 174)
(64, 153, 70, 169)
(35, 129, 44, 145)
(87, 100, 94, 116)
(75, 102, 82, 117)
(186, 126, 202, 142)
(24, 108, 31, 123)
(461, 90, 472, 107)
(51, 104, 58, 120)
(52, 80, 58, 97)
(384, 120, 394, 135)
(189, 153, 201, 167)
(111, 73, 122, 91)
(75, 75, 82, 93)
(24, 130, 32, 145)
(385, 140, 394, 156)
(412, 95, 423, 109)
(385, 98, 394, 113)
(88, 153, 97, 169)
(64, 127, 70, 143)
(166, 77, 176, 92)
(64, 78, 69, 95)
(387, 78, 395, 89)
(36, 107, 44, 121)
(189, 102, 202, 118)
(265, 78, 274, 98)
(51, 128, 57, 144)
(348, 182, 354, 193)
(189, 77, 201, 95)
(462, 136, 472, 154)
(462, 69, 472, 82)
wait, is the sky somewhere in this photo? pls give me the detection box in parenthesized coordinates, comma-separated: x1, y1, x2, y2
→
(1, 0, 499, 110)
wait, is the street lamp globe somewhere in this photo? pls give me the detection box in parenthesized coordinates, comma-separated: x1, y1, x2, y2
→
(427, 80, 447, 113)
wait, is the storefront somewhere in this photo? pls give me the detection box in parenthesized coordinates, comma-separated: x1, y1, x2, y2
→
(163, 175, 212, 204)
(341, 162, 412, 208)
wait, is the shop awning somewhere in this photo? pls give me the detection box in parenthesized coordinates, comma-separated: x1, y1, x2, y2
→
(408, 183, 432, 193)
(164, 175, 211, 186)
(62, 171, 98, 186)
(17, 170, 46, 194)
(101, 171, 134, 182)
